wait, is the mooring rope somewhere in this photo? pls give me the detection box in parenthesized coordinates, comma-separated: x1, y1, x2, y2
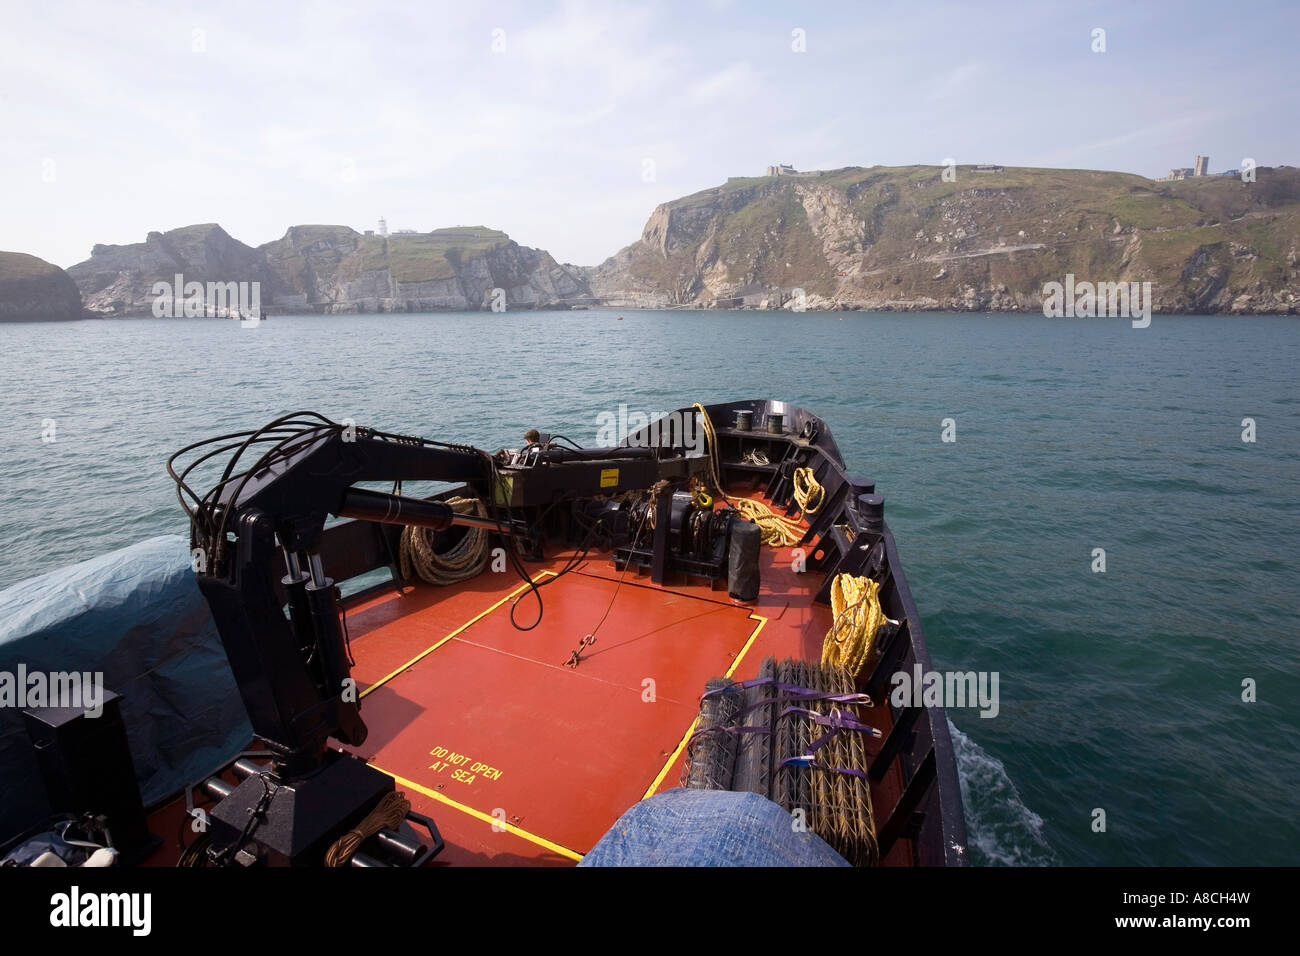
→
(399, 496, 490, 585)
(792, 466, 824, 514)
(323, 790, 410, 867)
(821, 573, 886, 678)
(693, 403, 824, 547)
(729, 498, 805, 546)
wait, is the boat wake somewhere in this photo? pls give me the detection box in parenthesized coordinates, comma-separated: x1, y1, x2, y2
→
(949, 720, 1057, 866)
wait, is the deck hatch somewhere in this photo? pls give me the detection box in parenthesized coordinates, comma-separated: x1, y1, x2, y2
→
(351, 572, 763, 852)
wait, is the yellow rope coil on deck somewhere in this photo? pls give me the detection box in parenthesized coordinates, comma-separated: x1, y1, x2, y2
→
(730, 498, 805, 546)
(692, 403, 826, 547)
(792, 466, 824, 515)
(399, 496, 490, 586)
(821, 573, 886, 678)
(324, 790, 411, 867)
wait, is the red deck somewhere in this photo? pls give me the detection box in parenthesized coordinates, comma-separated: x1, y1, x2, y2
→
(146, 492, 911, 866)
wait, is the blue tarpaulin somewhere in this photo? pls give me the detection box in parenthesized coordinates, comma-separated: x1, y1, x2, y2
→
(579, 789, 851, 867)
(0, 535, 251, 839)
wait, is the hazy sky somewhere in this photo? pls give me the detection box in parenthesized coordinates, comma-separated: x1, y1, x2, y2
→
(2, 0, 1296, 268)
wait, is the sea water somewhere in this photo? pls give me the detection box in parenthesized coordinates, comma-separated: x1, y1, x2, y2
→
(1, 310, 1296, 866)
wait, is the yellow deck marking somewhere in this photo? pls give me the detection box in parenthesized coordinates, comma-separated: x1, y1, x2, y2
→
(374, 764, 584, 863)
(365, 580, 766, 855)
(360, 571, 557, 699)
(641, 612, 768, 800)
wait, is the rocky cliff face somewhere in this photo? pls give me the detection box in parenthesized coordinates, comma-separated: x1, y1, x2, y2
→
(590, 165, 1300, 314)
(66, 223, 592, 316)
(0, 252, 84, 321)
(260, 225, 589, 312)
(50, 165, 1300, 317)
(67, 224, 271, 316)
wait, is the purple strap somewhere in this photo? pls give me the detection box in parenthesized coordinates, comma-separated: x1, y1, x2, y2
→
(700, 681, 873, 727)
(778, 756, 871, 781)
(777, 705, 882, 754)
(703, 677, 870, 704)
(730, 691, 871, 724)
(690, 681, 878, 774)
(689, 702, 878, 761)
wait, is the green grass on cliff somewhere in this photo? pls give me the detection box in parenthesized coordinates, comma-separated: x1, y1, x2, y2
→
(0, 251, 61, 280)
(620, 164, 1300, 307)
(355, 227, 510, 281)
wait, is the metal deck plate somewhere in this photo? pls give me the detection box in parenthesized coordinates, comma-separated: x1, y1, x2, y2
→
(350, 570, 765, 857)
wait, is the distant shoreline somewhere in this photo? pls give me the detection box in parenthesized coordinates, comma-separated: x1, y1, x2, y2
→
(9, 305, 1297, 322)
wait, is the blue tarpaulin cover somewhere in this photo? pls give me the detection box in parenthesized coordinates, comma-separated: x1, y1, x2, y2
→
(579, 788, 851, 867)
(0, 535, 251, 839)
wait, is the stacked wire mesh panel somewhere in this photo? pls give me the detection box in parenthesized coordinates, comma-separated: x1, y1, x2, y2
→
(682, 656, 880, 866)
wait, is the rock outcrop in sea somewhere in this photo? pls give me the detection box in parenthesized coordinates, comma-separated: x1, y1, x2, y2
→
(0, 252, 84, 322)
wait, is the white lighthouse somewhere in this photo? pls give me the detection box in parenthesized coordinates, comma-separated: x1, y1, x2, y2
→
(378, 217, 388, 238)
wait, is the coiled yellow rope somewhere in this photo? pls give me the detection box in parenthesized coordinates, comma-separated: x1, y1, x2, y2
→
(821, 573, 886, 677)
(692, 404, 824, 547)
(729, 498, 805, 546)
(793, 466, 824, 514)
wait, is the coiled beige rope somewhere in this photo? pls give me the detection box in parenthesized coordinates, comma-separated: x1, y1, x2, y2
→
(324, 790, 411, 867)
(399, 496, 490, 585)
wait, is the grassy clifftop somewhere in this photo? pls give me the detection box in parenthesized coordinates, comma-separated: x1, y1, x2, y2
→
(0, 252, 84, 321)
(591, 164, 1300, 314)
(349, 227, 511, 282)
(259, 225, 581, 311)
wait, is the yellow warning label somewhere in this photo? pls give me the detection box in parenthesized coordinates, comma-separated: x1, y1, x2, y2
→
(600, 468, 619, 488)
(427, 745, 504, 785)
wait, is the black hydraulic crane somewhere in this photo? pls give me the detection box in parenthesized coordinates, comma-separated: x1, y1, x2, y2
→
(167, 412, 706, 865)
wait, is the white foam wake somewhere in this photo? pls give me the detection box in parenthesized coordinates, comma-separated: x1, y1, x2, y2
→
(949, 719, 1058, 866)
